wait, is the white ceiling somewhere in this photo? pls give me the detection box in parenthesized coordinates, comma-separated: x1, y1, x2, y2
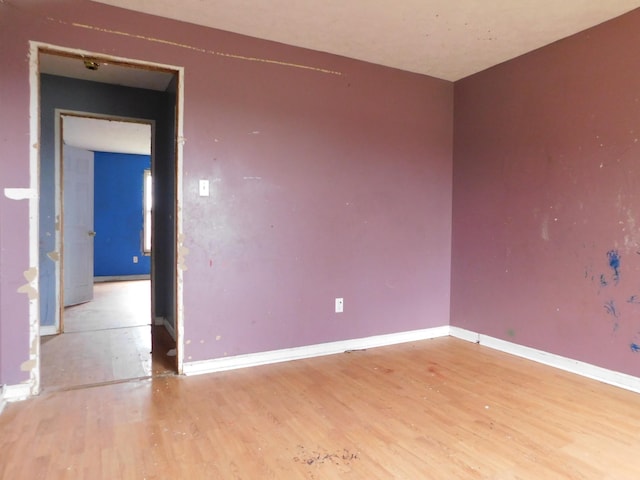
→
(93, 0, 640, 81)
(63, 116, 151, 156)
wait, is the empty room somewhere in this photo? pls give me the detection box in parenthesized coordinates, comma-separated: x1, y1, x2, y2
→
(1, 1, 640, 478)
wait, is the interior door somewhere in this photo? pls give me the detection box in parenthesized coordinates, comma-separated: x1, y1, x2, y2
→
(63, 143, 95, 307)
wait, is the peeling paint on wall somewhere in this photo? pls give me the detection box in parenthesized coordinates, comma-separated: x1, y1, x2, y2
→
(20, 359, 36, 372)
(177, 233, 189, 272)
(17, 267, 38, 300)
(3, 187, 37, 200)
(541, 213, 550, 241)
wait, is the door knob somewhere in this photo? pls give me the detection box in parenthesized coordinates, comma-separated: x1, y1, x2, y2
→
(88, 231, 96, 237)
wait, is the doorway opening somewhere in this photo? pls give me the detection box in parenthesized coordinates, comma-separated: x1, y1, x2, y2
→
(31, 43, 185, 393)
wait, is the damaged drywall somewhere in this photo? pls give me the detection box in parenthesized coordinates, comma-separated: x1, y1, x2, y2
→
(17, 267, 37, 301)
(46, 16, 343, 76)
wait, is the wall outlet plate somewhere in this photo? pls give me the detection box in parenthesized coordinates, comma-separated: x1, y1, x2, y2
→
(199, 179, 210, 197)
(335, 297, 344, 313)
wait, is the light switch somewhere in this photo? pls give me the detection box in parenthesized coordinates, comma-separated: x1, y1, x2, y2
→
(199, 179, 210, 197)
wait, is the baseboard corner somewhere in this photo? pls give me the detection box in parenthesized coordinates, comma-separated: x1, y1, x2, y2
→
(40, 325, 59, 336)
(2, 383, 32, 404)
(163, 318, 176, 341)
(183, 325, 449, 377)
(450, 327, 640, 394)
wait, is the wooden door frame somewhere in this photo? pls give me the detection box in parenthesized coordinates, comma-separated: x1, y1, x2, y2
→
(56, 112, 156, 333)
(29, 41, 185, 395)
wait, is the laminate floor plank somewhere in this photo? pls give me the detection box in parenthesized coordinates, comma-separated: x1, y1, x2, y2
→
(2, 337, 640, 479)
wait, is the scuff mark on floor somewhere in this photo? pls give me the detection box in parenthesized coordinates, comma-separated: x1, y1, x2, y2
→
(293, 445, 359, 468)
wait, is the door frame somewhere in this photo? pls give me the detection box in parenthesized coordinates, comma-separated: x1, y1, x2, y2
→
(56, 111, 156, 333)
(29, 41, 185, 395)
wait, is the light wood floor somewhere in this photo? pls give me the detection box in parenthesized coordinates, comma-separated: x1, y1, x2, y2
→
(2, 337, 640, 479)
(40, 280, 175, 391)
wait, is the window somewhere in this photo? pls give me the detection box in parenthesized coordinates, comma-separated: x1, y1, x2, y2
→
(143, 169, 152, 254)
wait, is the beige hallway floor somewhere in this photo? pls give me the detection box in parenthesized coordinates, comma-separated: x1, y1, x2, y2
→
(40, 280, 175, 391)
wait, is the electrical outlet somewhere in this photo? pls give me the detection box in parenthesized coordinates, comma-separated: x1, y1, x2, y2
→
(335, 298, 344, 313)
(133, 256, 138, 263)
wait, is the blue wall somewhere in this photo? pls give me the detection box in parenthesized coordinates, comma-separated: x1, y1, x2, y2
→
(94, 151, 151, 276)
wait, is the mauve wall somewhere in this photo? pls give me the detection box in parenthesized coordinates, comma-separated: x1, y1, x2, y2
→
(452, 9, 640, 376)
(0, 1, 452, 383)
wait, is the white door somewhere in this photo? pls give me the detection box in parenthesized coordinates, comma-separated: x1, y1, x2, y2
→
(63, 144, 95, 307)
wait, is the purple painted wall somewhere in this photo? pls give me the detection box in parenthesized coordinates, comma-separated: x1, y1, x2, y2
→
(452, 9, 640, 376)
(0, 1, 452, 383)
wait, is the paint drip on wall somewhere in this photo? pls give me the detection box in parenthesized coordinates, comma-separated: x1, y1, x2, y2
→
(607, 249, 621, 285)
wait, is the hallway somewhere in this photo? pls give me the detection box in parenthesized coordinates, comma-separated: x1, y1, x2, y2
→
(40, 280, 175, 391)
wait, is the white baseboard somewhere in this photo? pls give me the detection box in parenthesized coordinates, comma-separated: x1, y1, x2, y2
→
(94, 274, 150, 283)
(40, 325, 58, 336)
(183, 326, 449, 376)
(449, 326, 640, 394)
(2, 383, 32, 403)
(163, 318, 176, 341)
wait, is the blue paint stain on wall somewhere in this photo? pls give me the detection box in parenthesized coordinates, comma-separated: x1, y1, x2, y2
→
(630, 343, 640, 353)
(604, 300, 619, 318)
(607, 249, 621, 285)
(604, 300, 620, 331)
(94, 152, 150, 277)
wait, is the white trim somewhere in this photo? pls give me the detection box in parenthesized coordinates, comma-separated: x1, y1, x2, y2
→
(94, 275, 150, 283)
(447, 326, 479, 343)
(175, 67, 185, 375)
(449, 326, 640, 394)
(28, 42, 41, 396)
(154, 316, 166, 326)
(2, 384, 32, 403)
(40, 325, 58, 336)
(163, 318, 176, 341)
(183, 326, 449, 376)
(30, 41, 186, 396)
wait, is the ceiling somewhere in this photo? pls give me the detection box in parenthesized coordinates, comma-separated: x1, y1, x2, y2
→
(93, 0, 640, 81)
(63, 116, 151, 156)
(44, 1, 640, 153)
